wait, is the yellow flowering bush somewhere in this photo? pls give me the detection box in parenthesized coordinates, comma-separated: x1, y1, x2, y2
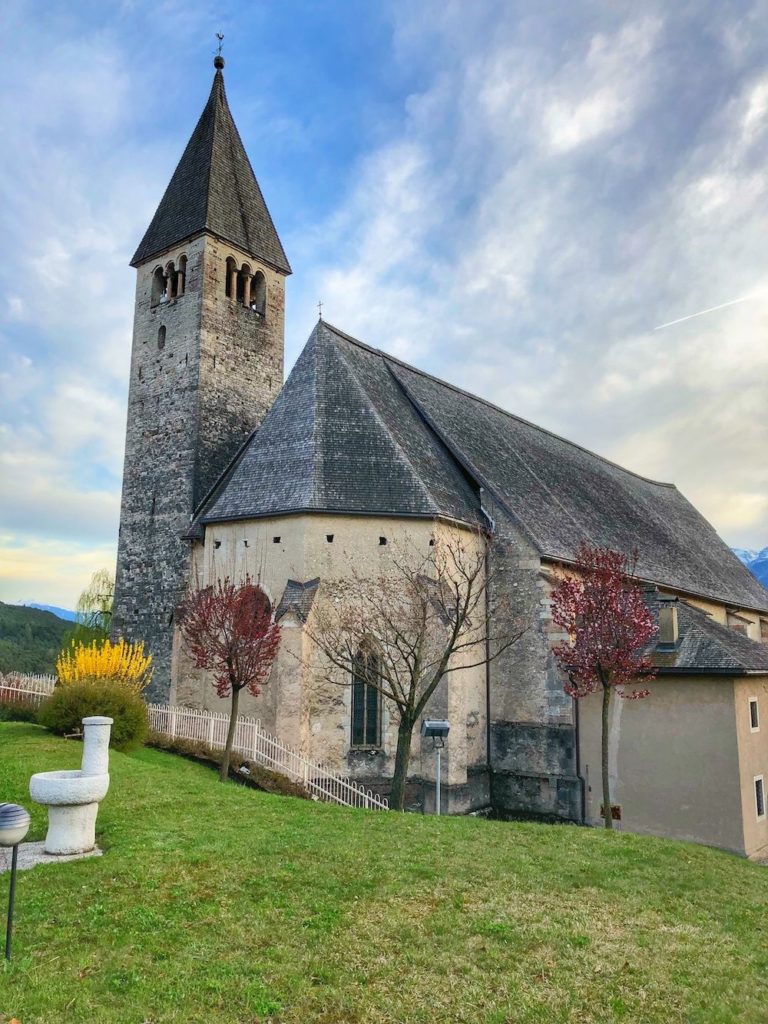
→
(56, 638, 153, 692)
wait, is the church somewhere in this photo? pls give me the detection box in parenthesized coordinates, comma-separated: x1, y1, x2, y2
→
(112, 59, 768, 856)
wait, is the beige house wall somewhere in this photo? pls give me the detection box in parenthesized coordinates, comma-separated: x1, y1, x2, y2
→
(733, 677, 768, 858)
(667, 593, 765, 643)
(171, 513, 488, 791)
(578, 677, 745, 854)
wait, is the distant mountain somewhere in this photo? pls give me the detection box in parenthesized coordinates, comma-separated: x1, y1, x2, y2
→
(732, 547, 768, 589)
(20, 603, 77, 622)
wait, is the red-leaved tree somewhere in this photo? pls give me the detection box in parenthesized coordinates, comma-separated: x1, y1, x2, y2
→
(550, 544, 657, 829)
(178, 578, 281, 781)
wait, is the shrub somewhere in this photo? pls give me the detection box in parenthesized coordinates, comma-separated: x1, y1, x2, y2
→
(56, 638, 152, 692)
(39, 678, 149, 751)
(0, 697, 40, 723)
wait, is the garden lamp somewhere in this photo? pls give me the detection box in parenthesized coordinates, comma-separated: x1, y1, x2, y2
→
(0, 802, 31, 960)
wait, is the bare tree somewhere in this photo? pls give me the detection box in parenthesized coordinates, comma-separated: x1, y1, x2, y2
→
(305, 530, 527, 810)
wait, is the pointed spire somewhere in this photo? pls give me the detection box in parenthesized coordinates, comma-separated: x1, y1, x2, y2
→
(131, 62, 291, 274)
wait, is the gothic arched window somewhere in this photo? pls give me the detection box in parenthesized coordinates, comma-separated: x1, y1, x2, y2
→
(351, 646, 381, 748)
(250, 270, 266, 317)
(151, 266, 166, 306)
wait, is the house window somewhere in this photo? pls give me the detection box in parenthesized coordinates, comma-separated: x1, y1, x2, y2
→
(351, 647, 381, 748)
(750, 698, 760, 732)
(755, 776, 765, 820)
(761, 619, 768, 644)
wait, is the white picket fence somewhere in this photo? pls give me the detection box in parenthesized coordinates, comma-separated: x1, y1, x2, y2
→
(0, 673, 389, 812)
(0, 673, 56, 702)
(147, 703, 389, 811)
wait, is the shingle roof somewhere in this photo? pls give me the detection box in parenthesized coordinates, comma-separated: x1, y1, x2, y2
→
(647, 596, 768, 674)
(275, 578, 321, 623)
(131, 69, 290, 273)
(198, 321, 483, 526)
(386, 354, 768, 613)
(197, 321, 768, 613)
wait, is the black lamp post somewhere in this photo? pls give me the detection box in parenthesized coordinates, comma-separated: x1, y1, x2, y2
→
(0, 803, 31, 961)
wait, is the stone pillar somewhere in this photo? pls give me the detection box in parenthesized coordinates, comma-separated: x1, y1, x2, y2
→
(177, 270, 185, 296)
(229, 265, 238, 299)
(81, 716, 113, 776)
(243, 272, 252, 308)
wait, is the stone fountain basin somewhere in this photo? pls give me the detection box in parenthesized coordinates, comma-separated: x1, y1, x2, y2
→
(30, 770, 110, 806)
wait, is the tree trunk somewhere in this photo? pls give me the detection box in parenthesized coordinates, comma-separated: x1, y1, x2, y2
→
(601, 681, 613, 829)
(220, 685, 241, 782)
(389, 716, 414, 811)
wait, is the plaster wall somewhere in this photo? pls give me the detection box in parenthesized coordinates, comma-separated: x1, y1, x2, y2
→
(578, 677, 745, 853)
(733, 677, 768, 858)
(172, 513, 489, 808)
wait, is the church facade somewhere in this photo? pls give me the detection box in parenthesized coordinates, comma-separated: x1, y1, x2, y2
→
(113, 61, 768, 857)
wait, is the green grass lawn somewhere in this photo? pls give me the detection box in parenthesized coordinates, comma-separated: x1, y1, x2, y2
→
(1, 724, 767, 1024)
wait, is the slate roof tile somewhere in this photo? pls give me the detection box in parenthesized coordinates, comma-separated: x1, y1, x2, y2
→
(131, 70, 290, 273)
(199, 322, 482, 526)
(647, 595, 768, 674)
(197, 321, 768, 613)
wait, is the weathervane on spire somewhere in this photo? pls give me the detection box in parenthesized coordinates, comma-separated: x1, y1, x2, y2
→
(318, 300, 323, 321)
(214, 32, 225, 70)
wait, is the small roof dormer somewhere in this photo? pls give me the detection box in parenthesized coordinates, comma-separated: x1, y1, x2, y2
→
(131, 57, 291, 275)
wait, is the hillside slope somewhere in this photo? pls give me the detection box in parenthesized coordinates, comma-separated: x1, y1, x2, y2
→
(2, 723, 767, 1024)
(0, 601, 72, 673)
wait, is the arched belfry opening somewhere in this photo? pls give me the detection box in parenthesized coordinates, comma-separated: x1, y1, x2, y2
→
(151, 266, 166, 306)
(165, 262, 177, 301)
(225, 256, 237, 298)
(236, 263, 250, 305)
(177, 255, 187, 296)
(250, 270, 266, 317)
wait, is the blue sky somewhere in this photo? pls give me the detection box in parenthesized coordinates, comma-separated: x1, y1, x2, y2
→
(1, 0, 767, 607)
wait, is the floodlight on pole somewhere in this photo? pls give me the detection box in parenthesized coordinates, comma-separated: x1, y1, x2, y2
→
(420, 720, 450, 815)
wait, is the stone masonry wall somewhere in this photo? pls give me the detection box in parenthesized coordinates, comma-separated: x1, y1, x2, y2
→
(484, 497, 582, 820)
(112, 233, 286, 700)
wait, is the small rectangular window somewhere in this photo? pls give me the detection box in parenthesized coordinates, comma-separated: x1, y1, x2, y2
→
(750, 698, 760, 732)
(755, 776, 765, 820)
(326, 534, 334, 543)
(273, 536, 281, 544)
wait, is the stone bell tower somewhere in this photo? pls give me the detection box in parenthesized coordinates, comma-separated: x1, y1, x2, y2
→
(112, 56, 291, 698)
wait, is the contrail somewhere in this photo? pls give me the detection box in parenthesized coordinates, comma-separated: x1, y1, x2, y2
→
(654, 294, 754, 330)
